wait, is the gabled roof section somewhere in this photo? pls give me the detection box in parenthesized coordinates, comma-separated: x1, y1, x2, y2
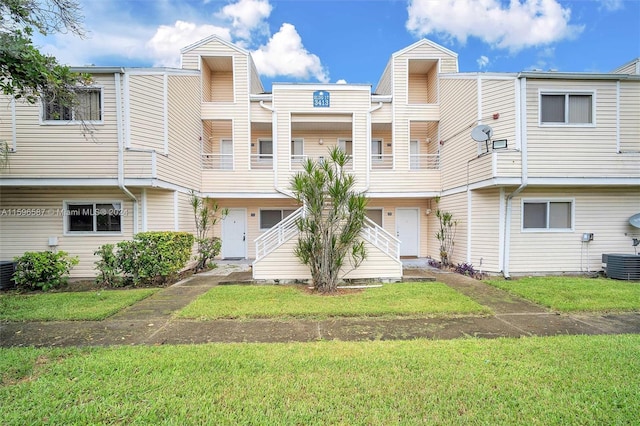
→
(180, 35, 249, 56)
(611, 58, 640, 75)
(392, 38, 458, 59)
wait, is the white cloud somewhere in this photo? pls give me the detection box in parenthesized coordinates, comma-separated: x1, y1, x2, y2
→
(406, 0, 584, 51)
(251, 23, 329, 82)
(476, 55, 489, 69)
(336, 79, 347, 84)
(600, 0, 624, 11)
(217, 0, 272, 40)
(146, 21, 231, 67)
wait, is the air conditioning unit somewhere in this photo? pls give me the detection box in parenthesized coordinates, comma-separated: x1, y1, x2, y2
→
(0, 261, 17, 290)
(602, 254, 640, 281)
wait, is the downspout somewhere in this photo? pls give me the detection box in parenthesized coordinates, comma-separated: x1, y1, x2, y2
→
(366, 102, 384, 189)
(115, 72, 139, 234)
(503, 76, 528, 278)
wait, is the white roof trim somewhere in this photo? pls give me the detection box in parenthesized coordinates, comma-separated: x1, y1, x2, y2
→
(273, 83, 371, 91)
(180, 35, 249, 55)
(611, 57, 640, 74)
(392, 38, 458, 59)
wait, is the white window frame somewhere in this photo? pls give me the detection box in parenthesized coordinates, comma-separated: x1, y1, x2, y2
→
(258, 139, 273, 161)
(63, 200, 124, 235)
(365, 208, 384, 227)
(538, 90, 595, 127)
(371, 139, 383, 162)
(41, 86, 104, 125)
(521, 198, 574, 232)
(259, 208, 297, 230)
(291, 138, 304, 162)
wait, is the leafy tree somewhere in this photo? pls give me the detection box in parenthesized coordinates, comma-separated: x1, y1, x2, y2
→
(291, 146, 368, 293)
(434, 196, 457, 267)
(190, 191, 227, 272)
(1, 0, 90, 167)
(1, 0, 86, 103)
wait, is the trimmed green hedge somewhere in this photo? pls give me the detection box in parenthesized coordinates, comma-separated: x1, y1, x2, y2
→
(95, 231, 194, 286)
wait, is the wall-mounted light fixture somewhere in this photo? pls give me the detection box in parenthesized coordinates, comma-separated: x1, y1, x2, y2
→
(318, 138, 324, 145)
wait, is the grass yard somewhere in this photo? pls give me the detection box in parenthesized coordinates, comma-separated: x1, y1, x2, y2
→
(1, 335, 639, 425)
(0, 289, 158, 321)
(177, 282, 490, 320)
(486, 276, 640, 312)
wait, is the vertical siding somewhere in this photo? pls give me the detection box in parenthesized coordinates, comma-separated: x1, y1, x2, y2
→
(619, 81, 640, 152)
(0, 187, 138, 277)
(508, 187, 640, 274)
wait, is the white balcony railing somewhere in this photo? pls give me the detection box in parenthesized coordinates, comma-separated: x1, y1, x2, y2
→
(250, 154, 274, 170)
(410, 154, 440, 170)
(202, 153, 233, 170)
(371, 154, 394, 170)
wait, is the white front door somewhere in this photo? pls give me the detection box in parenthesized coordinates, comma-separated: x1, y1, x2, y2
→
(396, 208, 419, 257)
(222, 209, 246, 259)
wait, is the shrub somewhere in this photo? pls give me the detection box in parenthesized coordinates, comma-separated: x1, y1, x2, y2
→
(190, 192, 227, 272)
(13, 251, 79, 291)
(454, 262, 485, 279)
(94, 244, 122, 287)
(427, 258, 442, 269)
(96, 231, 194, 286)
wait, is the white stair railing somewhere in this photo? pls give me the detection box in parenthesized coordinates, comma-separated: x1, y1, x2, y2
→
(360, 217, 401, 260)
(255, 209, 400, 263)
(255, 207, 304, 261)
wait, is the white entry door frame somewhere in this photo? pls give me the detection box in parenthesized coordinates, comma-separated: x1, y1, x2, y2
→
(396, 208, 420, 257)
(222, 208, 247, 259)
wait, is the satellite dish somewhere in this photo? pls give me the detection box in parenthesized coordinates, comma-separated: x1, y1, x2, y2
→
(629, 213, 640, 228)
(471, 125, 493, 142)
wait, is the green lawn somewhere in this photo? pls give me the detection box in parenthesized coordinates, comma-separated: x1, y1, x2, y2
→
(486, 276, 640, 312)
(0, 289, 158, 321)
(2, 335, 639, 425)
(177, 282, 490, 320)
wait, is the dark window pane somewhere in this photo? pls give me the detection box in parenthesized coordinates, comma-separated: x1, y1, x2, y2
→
(96, 203, 121, 232)
(260, 210, 282, 229)
(541, 95, 565, 123)
(68, 204, 93, 232)
(523, 203, 547, 229)
(366, 209, 383, 226)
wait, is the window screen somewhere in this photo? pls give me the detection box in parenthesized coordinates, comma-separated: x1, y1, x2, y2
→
(523, 201, 572, 230)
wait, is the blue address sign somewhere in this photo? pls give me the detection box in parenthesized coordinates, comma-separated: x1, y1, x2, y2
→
(313, 91, 330, 107)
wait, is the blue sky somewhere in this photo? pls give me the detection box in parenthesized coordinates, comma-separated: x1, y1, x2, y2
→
(35, 0, 640, 91)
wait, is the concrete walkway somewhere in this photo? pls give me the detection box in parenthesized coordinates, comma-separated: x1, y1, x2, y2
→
(2, 265, 639, 347)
